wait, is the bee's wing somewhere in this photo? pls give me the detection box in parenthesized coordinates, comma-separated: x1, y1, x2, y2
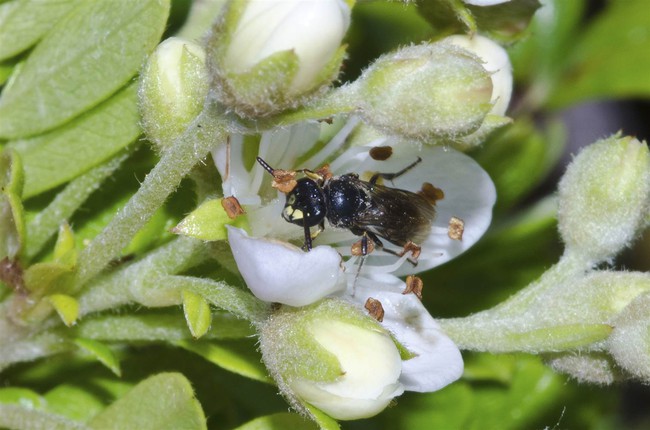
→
(354, 182, 436, 246)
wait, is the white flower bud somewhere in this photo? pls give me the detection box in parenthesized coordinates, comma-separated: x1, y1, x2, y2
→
(355, 42, 493, 141)
(260, 299, 404, 421)
(139, 37, 209, 150)
(444, 34, 512, 116)
(558, 135, 650, 262)
(208, 0, 351, 117)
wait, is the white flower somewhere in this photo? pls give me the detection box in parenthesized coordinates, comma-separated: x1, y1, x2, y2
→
(213, 118, 491, 415)
(215, 118, 496, 280)
(445, 34, 513, 116)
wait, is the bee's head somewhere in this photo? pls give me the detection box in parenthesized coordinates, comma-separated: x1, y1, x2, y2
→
(283, 178, 326, 227)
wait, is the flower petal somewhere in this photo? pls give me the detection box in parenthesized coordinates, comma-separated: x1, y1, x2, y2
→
(348, 274, 464, 392)
(319, 141, 496, 276)
(227, 226, 346, 306)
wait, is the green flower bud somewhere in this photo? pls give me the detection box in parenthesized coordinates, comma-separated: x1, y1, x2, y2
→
(558, 135, 650, 262)
(207, 0, 351, 117)
(259, 299, 403, 420)
(354, 42, 493, 141)
(139, 37, 209, 151)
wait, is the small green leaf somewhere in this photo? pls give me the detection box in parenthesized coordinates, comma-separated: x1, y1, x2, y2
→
(53, 222, 76, 266)
(182, 290, 212, 339)
(24, 261, 75, 295)
(88, 373, 206, 430)
(303, 403, 340, 430)
(0, 0, 77, 61)
(174, 198, 246, 241)
(74, 338, 121, 377)
(0, 149, 25, 259)
(75, 311, 254, 342)
(43, 384, 104, 422)
(235, 413, 318, 430)
(9, 84, 141, 198)
(0, 404, 89, 430)
(0, 387, 45, 409)
(177, 339, 272, 384)
(48, 293, 79, 327)
(0, 0, 170, 138)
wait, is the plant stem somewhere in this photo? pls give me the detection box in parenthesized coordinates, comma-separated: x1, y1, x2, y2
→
(74, 107, 226, 288)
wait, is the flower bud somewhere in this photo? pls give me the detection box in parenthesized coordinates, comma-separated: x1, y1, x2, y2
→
(260, 299, 404, 420)
(558, 135, 650, 262)
(139, 37, 209, 151)
(208, 0, 351, 117)
(355, 42, 493, 141)
(444, 34, 512, 116)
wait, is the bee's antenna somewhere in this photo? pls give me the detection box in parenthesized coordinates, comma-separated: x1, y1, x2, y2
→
(256, 157, 275, 175)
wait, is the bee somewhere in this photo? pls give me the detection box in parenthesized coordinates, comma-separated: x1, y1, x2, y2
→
(256, 156, 437, 260)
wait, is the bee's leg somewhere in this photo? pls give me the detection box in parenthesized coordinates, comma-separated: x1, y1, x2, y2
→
(302, 225, 313, 251)
(367, 232, 418, 267)
(369, 157, 423, 185)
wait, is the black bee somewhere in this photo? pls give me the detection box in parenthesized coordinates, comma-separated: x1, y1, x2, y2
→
(256, 156, 437, 259)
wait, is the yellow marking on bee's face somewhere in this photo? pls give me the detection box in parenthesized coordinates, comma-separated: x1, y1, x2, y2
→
(287, 194, 296, 205)
(283, 206, 304, 221)
(289, 209, 304, 220)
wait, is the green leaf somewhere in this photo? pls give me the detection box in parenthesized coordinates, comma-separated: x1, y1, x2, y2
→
(0, 0, 77, 61)
(177, 339, 272, 384)
(43, 384, 104, 422)
(416, 0, 540, 41)
(473, 119, 564, 214)
(182, 290, 212, 339)
(24, 261, 75, 295)
(9, 84, 141, 198)
(173, 198, 247, 241)
(0, 0, 170, 138)
(0, 149, 25, 259)
(0, 404, 89, 430)
(548, 0, 650, 107)
(74, 338, 121, 377)
(53, 222, 75, 264)
(75, 311, 255, 342)
(48, 293, 79, 327)
(303, 403, 340, 430)
(0, 387, 45, 409)
(235, 413, 318, 430)
(24, 151, 129, 260)
(88, 373, 206, 430)
(509, 0, 586, 85)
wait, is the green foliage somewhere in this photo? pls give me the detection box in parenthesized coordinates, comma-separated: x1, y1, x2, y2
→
(1, 0, 650, 429)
